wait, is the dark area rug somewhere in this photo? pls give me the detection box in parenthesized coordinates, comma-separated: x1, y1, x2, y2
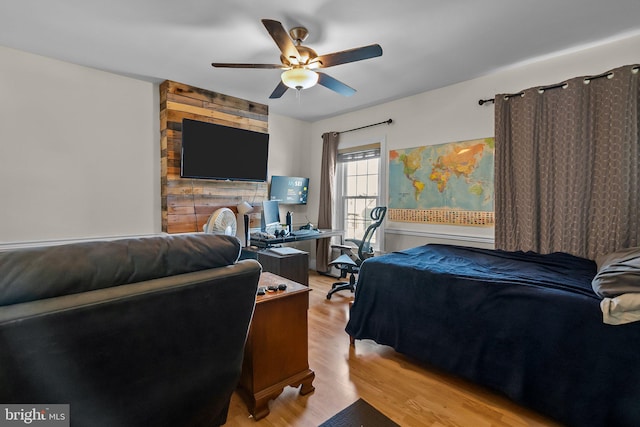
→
(319, 398, 400, 427)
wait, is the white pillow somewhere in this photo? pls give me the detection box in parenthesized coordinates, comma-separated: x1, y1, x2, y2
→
(601, 293, 640, 325)
(592, 247, 640, 298)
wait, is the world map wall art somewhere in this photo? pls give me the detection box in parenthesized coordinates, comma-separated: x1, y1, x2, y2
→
(388, 137, 495, 226)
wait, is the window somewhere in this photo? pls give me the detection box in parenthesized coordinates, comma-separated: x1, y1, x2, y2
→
(337, 144, 381, 247)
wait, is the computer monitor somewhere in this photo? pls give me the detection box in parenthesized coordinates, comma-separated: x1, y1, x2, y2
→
(261, 200, 280, 233)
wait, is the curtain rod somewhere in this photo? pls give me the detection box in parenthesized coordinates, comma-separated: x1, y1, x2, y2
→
(338, 118, 393, 134)
(478, 65, 640, 106)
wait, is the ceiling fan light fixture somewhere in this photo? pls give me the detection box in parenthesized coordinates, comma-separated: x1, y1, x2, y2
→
(212, 19, 382, 99)
(281, 68, 318, 90)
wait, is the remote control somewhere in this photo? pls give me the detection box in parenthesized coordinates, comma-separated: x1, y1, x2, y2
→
(257, 287, 266, 295)
(278, 283, 287, 291)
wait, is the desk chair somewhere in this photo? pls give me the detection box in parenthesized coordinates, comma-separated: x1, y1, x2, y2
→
(326, 206, 387, 300)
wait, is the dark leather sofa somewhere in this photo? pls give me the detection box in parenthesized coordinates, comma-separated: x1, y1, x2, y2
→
(0, 233, 261, 427)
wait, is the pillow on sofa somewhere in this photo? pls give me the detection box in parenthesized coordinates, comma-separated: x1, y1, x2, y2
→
(592, 246, 640, 298)
(0, 233, 241, 306)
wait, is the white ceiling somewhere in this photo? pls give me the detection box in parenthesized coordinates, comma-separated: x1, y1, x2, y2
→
(2, 0, 640, 122)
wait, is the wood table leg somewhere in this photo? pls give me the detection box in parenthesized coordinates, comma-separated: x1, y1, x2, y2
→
(239, 369, 315, 421)
(251, 395, 272, 421)
(295, 369, 315, 395)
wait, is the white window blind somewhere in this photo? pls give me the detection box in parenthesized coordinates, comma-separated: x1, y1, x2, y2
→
(336, 143, 381, 244)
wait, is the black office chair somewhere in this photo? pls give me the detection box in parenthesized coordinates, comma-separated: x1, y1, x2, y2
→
(326, 206, 387, 300)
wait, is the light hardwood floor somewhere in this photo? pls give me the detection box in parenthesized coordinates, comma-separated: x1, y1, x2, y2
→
(224, 271, 560, 427)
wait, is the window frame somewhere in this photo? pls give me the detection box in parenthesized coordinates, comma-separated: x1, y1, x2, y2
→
(335, 137, 386, 252)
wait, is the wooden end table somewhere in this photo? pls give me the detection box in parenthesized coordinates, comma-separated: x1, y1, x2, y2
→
(237, 272, 315, 420)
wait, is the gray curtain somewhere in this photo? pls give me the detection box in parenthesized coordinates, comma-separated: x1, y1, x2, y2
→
(495, 64, 639, 260)
(316, 131, 339, 272)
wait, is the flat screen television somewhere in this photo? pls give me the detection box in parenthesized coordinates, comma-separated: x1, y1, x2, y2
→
(269, 175, 309, 205)
(180, 119, 269, 181)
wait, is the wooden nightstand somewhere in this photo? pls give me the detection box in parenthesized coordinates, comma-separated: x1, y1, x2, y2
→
(236, 272, 315, 420)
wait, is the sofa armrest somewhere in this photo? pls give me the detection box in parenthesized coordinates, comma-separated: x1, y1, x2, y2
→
(0, 259, 261, 427)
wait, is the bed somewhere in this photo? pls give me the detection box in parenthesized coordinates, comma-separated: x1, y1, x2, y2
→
(345, 244, 640, 427)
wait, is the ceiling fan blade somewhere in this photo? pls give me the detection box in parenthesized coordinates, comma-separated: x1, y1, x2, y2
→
(262, 19, 301, 63)
(269, 81, 289, 99)
(211, 63, 284, 69)
(315, 44, 382, 68)
(317, 72, 356, 97)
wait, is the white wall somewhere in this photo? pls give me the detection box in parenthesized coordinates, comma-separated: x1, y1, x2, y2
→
(2, 32, 639, 252)
(267, 113, 313, 225)
(266, 112, 318, 260)
(0, 46, 312, 248)
(311, 32, 640, 252)
(0, 45, 160, 245)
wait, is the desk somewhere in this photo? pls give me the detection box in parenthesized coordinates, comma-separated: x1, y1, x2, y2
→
(250, 229, 343, 249)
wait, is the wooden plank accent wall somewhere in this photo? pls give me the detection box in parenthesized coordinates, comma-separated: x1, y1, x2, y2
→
(160, 80, 269, 233)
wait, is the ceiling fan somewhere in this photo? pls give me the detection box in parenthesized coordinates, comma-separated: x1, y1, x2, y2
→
(211, 19, 383, 99)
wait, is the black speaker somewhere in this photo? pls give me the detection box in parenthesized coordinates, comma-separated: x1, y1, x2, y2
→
(243, 214, 250, 246)
(286, 211, 292, 234)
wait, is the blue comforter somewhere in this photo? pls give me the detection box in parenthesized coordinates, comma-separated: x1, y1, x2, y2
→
(345, 244, 640, 427)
